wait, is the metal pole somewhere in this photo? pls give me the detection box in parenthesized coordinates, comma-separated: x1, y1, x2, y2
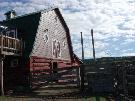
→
(91, 29, 96, 63)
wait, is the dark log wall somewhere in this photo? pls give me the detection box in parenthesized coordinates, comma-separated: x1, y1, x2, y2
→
(29, 56, 74, 88)
(30, 56, 72, 71)
(30, 9, 71, 61)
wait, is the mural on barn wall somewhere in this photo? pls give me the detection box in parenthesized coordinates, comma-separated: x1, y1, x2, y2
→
(31, 10, 71, 61)
(52, 39, 61, 58)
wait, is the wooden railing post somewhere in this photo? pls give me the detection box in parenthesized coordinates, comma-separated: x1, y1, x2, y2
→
(7, 37, 9, 49)
(20, 39, 23, 55)
(1, 35, 3, 54)
(14, 39, 16, 54)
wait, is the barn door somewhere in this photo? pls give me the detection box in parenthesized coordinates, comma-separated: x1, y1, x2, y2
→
(52, 62, 58, 82)
(52, 62, 58, 74)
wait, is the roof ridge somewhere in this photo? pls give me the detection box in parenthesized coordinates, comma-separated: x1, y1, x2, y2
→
(2, 6, 58, 21)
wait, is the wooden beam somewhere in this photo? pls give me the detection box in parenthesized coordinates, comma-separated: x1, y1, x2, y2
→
(0, 56, 4, 95)
(80, 32, 84, 91)
(1, 35, 3, 54)
(80, 32, 84, 61)
(91, 29, 96, 63)
(80, 64, 84, 92)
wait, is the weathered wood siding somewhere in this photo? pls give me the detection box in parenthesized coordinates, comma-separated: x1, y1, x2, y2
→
(29, 56, 79, 88)
(30, 56, 72, 71)
(29, 56, 75, 88)
(31, 9, 71, 61)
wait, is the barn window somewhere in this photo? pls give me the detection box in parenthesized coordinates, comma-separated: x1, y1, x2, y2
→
(11, 59, 18, 67)
(6, 27, 17, 38)
(43, 29, 49, 43)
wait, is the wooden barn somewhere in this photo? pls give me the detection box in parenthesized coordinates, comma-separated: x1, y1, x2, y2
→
(0, 8, 81, 94)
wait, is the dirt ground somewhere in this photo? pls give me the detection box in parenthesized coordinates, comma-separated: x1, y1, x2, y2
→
(0, 85, 114, 101)
(0, 96, 110, 101)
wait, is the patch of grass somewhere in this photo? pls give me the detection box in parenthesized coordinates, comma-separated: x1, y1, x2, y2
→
(0, 96, 12, 100)
(85, 96, 106, 101)
(100, 97, 106, 101)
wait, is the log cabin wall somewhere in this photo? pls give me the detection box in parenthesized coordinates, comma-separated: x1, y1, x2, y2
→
(29, 56, 73, 88)
(30, 56, 72, 71)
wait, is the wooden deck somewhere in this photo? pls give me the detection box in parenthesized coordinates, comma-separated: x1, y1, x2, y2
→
(0, 34, 22, 56)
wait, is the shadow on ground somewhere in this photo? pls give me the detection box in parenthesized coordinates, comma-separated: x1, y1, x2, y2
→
(9, 86, 113, 101)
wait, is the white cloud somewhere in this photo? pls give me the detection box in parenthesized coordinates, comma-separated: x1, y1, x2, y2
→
(115, 47, 120, 51)
(121, 38, 135, 45)
(121, 49, 133, 53)
(122, 52, 135, 56)
(0, 0, 135, 58)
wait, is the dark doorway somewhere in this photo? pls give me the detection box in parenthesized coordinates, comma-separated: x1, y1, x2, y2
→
(52, 62, 58, 74)
(3, 56, 24, 92)
(4, 56, 15, 92)
(52, 62, 58, 82)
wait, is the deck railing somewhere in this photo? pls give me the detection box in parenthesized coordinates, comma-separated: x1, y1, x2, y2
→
(0, 34, 22, 56)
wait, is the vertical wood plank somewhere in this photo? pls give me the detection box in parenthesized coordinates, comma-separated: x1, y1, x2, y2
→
(0, 56, 4, 95)
(80, 32, 84, 61)
(80, 32, 84, 92)
(91, 29, 96, 63)
(76, 67, 81, 88)
(1, 35, 3, 54)
(14, 40, 16, 54)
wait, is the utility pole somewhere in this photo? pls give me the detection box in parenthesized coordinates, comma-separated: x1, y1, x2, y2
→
(80, 32, 84, 92)
(91, 29, 96, 63)
(81, 32, 84, 61)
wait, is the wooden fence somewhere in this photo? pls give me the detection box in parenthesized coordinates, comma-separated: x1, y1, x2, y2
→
(84, 64, 115, 93)
(84, 61, 135, 95)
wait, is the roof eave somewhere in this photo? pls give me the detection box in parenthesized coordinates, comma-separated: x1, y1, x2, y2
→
(2, 7, 58, 22)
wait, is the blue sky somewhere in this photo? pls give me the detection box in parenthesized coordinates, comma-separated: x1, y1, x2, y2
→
(0, 0, 135, 58)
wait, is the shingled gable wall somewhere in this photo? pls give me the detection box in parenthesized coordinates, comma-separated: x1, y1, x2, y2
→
(30, 8, 71, 61)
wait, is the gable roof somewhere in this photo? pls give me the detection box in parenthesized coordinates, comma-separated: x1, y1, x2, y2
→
(1, 9, 41, 59)
(73, 54, 83, 64)
(54, 8, 74, 62)
(2, 7, 58, 21)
